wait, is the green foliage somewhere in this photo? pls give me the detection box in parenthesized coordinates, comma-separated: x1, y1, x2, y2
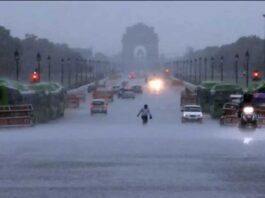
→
(200, 81, 220, 90)
(0, 26, 22, 77)
(0, 26, 83, 81)
(184, 35, 264, 78)
(211, 83, 242, 93)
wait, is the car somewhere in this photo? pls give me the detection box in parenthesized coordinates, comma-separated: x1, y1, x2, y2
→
(132, 85, 143, 93)
(120, 91, 135, 99)
(181, 105, 203, 123)
(90, 99, 108, 114)
(121, 81, 129, 88)
(117, 88, 131, 98)
(87, 84, 96, 93)
(112, 85, 121, 94)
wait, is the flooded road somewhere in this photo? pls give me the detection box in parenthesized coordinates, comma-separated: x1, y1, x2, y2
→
(0, 78, 265, 198)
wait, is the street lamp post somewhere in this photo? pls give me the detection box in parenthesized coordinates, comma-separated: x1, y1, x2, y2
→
(80, 59, 83, 83)
(186, 60, 189, 81)
(220, 56, 224, 81)
(75, 58, 79, 85)
(181, 60, 183, 80)
(14, 50, 19, 81)
(262, 14, 265, 78)
(176, 61, 179, 78)
(85, 60, 88, 82)
(235, 54, 239, 84)
(204, 57, 207, 81)
(182, 60, 185, 80)
(245, 51, 250, 88)
(67, 58, 71, 88)
(36, 52, 41, 80)
(61, 58, 64, 84)
(47, 55, 51, 82)
(211, 57, 215, 81)
(199, 57, 202, 83)
(90, 60, 94, 80)
(190, 60, 192, 82)
(194, 58, 197, 83)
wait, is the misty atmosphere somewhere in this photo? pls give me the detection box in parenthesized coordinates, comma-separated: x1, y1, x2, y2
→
(1, 1, 265, 198)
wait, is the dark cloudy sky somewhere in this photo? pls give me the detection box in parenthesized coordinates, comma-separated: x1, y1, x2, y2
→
(0, 1, 264, 57)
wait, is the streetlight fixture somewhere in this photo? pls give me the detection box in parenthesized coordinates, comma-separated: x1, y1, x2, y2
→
(67, 57, 71, 88)
(211, 57, 215, 81)
(176, 61, 179, 78)
(75, 58, 79, 85)
(234, 54, 239, 84)
(47, 55, 51, 82)
(194, 58, 197, 83)
(14, 50, 19, 81)
(199, 57, 202, 83)
(80, 59, 84, 83)
(262, 14, 265, 80)
(204, 57, 208, 81)
(36, 52, 41, 79)
(245, 50, 250, 88)
(61, 58, 64, 84)
(220, 56, 224, 81)
(189, 60, 192, 82)
(85, 59, 88, 82)
(184, 60, 187, 80)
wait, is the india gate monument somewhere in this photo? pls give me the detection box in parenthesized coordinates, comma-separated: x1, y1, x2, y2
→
(121, 23, 159, 70)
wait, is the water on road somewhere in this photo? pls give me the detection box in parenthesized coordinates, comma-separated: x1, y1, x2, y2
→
(0, 77, 265, 198)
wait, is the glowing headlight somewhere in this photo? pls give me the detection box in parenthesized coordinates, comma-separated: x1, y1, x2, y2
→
(148, 79, 164, 91)
(243, 106, 254, 114)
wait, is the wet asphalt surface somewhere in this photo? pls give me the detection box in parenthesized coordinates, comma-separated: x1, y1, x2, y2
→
(0, 78, 265, 198)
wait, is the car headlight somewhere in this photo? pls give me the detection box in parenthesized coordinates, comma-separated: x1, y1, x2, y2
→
(183, 113, 188, 117)
(243, 106, 254, 114)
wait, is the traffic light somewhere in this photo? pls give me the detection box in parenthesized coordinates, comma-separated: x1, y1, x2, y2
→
(31, 71, 40, 83)
(252, 70, 261, 81)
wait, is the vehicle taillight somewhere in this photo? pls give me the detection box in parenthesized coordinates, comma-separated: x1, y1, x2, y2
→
(90, 104, 94, 109)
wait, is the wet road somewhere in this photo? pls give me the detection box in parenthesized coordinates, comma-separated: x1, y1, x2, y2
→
(0, 77, 265, 198)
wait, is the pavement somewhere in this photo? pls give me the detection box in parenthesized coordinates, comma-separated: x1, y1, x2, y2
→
(0, 77, 265, 198)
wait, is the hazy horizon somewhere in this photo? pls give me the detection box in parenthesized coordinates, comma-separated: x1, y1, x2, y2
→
(0, 1, 264, 58)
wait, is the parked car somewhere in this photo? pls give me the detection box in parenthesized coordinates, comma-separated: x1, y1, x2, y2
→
(181, 105, 203, 123)
(120, 91, 135, 99)
(90, 99, 108, 114)
(132, 85, 143, 93)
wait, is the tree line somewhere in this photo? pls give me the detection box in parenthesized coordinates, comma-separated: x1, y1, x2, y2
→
(169, 35, 265, 84)
(0, 25, 94, 82)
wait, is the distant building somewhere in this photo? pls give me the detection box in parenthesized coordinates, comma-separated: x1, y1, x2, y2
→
(121, 23, 159, 70)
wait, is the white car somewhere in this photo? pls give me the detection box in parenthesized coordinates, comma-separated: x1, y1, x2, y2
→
(181, 105, 203, 123)
(90, 99, 108, 114)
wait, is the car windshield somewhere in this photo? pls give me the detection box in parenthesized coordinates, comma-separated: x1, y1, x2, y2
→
(1, 1, 265, 197)
(92, 101, 104, 105)
(184, 107, 201, 112)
